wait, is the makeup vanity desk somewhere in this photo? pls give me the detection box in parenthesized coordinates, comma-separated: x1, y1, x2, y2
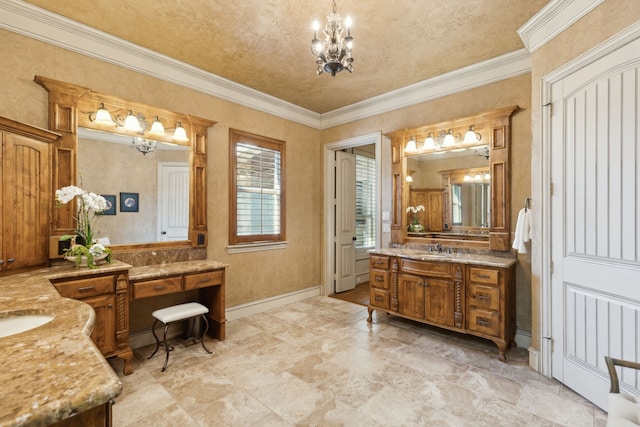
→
(128, 260, 227, 341)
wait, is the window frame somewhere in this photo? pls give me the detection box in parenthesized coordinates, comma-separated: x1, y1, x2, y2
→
(354, 152, 376, 249)
(229, 129, 286, 246)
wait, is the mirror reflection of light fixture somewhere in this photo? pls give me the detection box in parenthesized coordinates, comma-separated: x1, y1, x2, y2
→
(463, 125, 482, 144)
(406, 169, 415, 183)
(93, 103, 116, 126)
(148, 116, 165, 137)
(404, 136, 417, 153)
(172, 122, 189, 143)
(131, 136, 156, 155)
(124, 110, 143, 132)
(311, 0, 354, 76)
(484, 172, 491, 180)
(464, 173, 473, 182)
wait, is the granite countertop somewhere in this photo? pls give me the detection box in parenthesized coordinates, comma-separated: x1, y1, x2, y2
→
(0, 260, 131, 427)
(368, 248, 517, 268)
(128, 259, 228, 281)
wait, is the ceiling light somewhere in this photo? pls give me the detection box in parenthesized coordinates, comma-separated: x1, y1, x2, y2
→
(131, 136, 156, 155)
(124, 110, 143, 132)
(148, 116, 165, 137)
(93, 103, 115, 126)
(311, 0, 354, 76)
(172, 122, 189, 143)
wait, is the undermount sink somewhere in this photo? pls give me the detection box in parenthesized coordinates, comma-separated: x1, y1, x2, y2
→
(0, 313, 54, 338)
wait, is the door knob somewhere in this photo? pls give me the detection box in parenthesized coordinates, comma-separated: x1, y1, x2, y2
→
(352, 236, 357, 241)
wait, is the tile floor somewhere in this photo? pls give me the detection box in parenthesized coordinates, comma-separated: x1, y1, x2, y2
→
(109, 296, 608, 426)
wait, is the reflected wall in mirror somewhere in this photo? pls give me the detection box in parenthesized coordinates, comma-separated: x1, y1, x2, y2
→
(78, 128, 190, 245)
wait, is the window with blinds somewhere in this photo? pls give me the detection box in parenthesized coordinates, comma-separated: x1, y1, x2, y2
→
(452, 184, 462, 226)
(355, 154, 376, 248)
(230, 129, 286, 245)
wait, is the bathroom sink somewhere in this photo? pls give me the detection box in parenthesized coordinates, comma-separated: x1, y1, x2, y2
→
(0, 314, 54, 338)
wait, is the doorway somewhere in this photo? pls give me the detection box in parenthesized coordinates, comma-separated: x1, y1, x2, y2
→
(323, 132, 383, 297)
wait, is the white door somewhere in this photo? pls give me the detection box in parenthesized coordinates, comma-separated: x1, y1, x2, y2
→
(335, 150, 356, 293)
(549, 36, 640, 409)
(157, 162, 189, 241)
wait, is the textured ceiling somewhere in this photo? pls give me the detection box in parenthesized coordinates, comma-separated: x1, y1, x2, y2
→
(24, 0, 548, 114)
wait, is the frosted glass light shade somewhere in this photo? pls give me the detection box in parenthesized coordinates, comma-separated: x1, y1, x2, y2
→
(124, 110, 142, 132)
(404, 137, 417, 153)
(149, 116, 165, 136)
(93, 103, 115, 126)
(172, 122, 189, 142)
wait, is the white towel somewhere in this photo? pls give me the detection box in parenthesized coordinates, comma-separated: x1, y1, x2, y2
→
(512, 208, 531, 253)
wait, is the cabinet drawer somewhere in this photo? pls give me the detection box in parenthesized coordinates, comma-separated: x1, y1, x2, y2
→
(132, 276, 182, 299)
(468, 283, 500, 311)
(370, 255, 389, 270)
(370, 288, 389, 309)
(469, 267, 499, 285)
(400, 259, 451, 278)
(54, 275, 114, 299)
(369, 268, 389, 290)
(468, 307, 500, 336)
(184, 270, 223, 290)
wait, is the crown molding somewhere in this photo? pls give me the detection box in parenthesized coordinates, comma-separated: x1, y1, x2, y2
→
(1, 0, 531, 130)
(518, 0, 605, 53)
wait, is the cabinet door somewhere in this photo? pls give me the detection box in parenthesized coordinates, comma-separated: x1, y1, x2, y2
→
(84, 294, 117, 355)
(425, 278, 455, 327)
(2, 132, 50, 272)
(398, 273, 425, 319)
(426, 190, 443, 231)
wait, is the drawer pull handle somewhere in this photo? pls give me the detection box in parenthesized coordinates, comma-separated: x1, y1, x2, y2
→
(199, 277, 212, 283)
(7, 258, 15, 263)
(375, 276, 384, 282)
(153, 285, 167, 291)
(375, 295, 383, 302)
(476, 318, 491, 327)
(476, 294, 490, 301)
(107, 304, 113, 308)
(476, 274, 491, 279)
(78, 286, 96, 293)
(374, 260, 384, 265)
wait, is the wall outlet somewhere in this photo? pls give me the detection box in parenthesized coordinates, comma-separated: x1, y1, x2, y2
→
(382, 211, 390, 221)
(383, 223, 391, 232)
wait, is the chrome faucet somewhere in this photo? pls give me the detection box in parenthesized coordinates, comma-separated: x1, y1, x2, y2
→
(434, 243, 442, 253)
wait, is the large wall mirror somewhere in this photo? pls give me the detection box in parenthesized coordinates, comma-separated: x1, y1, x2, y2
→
(386, 106, 518, 251)
(35, 76, 216, 253)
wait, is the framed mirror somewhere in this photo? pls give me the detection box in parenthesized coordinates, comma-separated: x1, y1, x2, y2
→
(386, 106, 518, 251)
(35, 75, 216, 253)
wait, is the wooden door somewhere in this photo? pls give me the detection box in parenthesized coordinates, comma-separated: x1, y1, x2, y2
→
(425, 278, 454, 327)
(409, 189, 427, 229)
(549, 34, 640, 409)
(1, 132, 50, 273)
(426, 190, 443, 231)
(398, 273, 425, 318)
(157, 162, 189, 241)
(334, 151, 356, 292)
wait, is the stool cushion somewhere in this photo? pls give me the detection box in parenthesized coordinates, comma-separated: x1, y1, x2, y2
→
(152, 302, 209, 324)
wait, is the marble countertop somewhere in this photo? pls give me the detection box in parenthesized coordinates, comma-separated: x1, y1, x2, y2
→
(0, 261, 131, 427)
(369, 248, 517, 268)
(128, 259, 228, 281)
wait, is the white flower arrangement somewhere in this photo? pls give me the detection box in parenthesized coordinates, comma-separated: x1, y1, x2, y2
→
(406, 205, 425, 213)
(55, 185, 111, 268)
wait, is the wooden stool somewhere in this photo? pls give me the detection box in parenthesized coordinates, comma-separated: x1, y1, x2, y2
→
(148, 302, 212, 371)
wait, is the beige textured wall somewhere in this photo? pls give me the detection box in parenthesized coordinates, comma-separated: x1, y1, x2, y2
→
(322, 75, 533, 333)
(0, 29, 322, 308)
(529, 0, 640, 353)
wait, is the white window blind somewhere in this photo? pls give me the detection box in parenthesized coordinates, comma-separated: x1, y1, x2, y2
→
(355, 154, 376, 248)
(452, 184, 462, 226)
(236, 142, 281, 237)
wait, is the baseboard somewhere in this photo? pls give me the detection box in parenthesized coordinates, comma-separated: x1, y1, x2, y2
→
(528, 346, 541, 371)
(225, 285, 322, 321)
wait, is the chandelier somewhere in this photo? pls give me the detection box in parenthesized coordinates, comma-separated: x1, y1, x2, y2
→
(311, 0, 354, 76)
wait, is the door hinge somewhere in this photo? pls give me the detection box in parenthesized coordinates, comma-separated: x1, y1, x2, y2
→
(543, 101, 553, 115)
(550, 260, 554, 274)
(543, 336, 553, 352)
(549, 182, 554, 196)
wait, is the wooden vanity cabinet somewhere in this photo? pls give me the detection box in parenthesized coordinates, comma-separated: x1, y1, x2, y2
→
(0, 117, 59, 275)
(368, 255, 515, 361)
(51, 270, 133, 375)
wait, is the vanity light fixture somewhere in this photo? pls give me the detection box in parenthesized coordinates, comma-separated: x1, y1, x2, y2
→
(311, 0, 354, 76)
(92, 103, 116, 126)
(406, 169, 415, 183)
(172, 122, 189, 143)
(463, 173, 473, 182)
(463, 125, 482, 144)
(484, 172, 491, 180)
(123, 110, 143, 133)
(423, 133, 437, 150)
(441, 130, 457, 148)
(404, 136, 418, 153)
(148, 116, 165, 137)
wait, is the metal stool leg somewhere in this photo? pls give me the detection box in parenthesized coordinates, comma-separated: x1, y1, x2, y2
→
(147, 319, 161, 359)
(161, 323, 173, 372)
(200, 314, 212, 354)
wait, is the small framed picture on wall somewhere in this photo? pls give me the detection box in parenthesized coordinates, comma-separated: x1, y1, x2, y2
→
(120, 192, 139, 212)
(101, 195, 116, 215)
